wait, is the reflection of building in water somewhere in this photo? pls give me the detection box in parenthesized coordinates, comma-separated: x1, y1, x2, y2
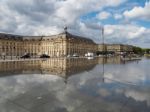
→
(0, 57, 133, 78)
(97, 56, 123, 64)
(0, 61, 41, 75)
(0, 58, 97, 78)
(41, 58, 98, 78)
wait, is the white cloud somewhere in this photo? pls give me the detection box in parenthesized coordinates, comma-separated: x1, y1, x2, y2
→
(123, 1, 150, 21)
(104, 65, 146, 85)
(0, 0, 126, 35)
(114, 13, 123, 19)
(1, 0, 150, 47)
(96, 11, 111, 20)
(125, 89, 150, 106)
(104, 24, 149, 40)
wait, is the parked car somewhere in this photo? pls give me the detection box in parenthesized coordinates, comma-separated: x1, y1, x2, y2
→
(20, 53, 30, 58)
(73, 53, 79, 57)
(40, 54, 50, 58)
(85, 52, 94, 57)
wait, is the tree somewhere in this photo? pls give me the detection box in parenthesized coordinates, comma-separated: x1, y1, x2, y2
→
(145, 49, 150, 54)
(132, 46, 143, 54)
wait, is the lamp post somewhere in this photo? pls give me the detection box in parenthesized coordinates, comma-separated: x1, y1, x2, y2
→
(100, 26, 105, 55)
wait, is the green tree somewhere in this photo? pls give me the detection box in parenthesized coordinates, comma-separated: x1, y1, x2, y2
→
(132, 46, 143, 54)
(145, 49, 150, 54)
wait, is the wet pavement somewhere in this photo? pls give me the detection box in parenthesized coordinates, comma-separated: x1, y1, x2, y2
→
(0, 57, 150, 112)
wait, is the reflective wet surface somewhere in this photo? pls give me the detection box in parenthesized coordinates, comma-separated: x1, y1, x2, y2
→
(0, 57, 150, 112)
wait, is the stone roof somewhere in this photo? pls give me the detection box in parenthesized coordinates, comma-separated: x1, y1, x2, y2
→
(64, 32, 95, 44)
(0, 31, 95, 43)
(23, 36, 43, 40)
(0, 33, 22, 40)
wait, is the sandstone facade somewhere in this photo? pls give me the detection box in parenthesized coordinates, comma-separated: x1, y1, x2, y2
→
(0, 32, 133, 57)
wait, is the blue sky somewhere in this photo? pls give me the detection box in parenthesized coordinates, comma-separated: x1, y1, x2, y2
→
(0, 0, 150, 47)
(81, 0, 150, 27)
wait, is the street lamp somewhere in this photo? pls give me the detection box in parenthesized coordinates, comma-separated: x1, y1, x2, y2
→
(100, 26, 105, 55)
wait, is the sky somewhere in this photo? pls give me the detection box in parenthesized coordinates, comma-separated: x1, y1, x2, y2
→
(0, 0, 150, 48)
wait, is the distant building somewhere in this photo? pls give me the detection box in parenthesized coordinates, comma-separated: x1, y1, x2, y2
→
(97, 44, 133, 54)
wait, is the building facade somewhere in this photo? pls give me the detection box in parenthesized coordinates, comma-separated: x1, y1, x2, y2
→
(97, 44, 133, 54)
(0, 32, 97, 57)
(0, 31, 133, 57)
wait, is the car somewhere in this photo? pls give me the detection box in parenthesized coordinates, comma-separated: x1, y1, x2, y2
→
(20, 54, 30, 58)
(40, 54, 50, 58)
(73, 53, 79, 57)
(67, 55, 71, 58)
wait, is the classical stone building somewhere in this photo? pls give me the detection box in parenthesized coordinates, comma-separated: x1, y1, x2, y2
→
(0, 31, 97, 57)
(0, 30, 133, 58)
(0, 33, 23, 56)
